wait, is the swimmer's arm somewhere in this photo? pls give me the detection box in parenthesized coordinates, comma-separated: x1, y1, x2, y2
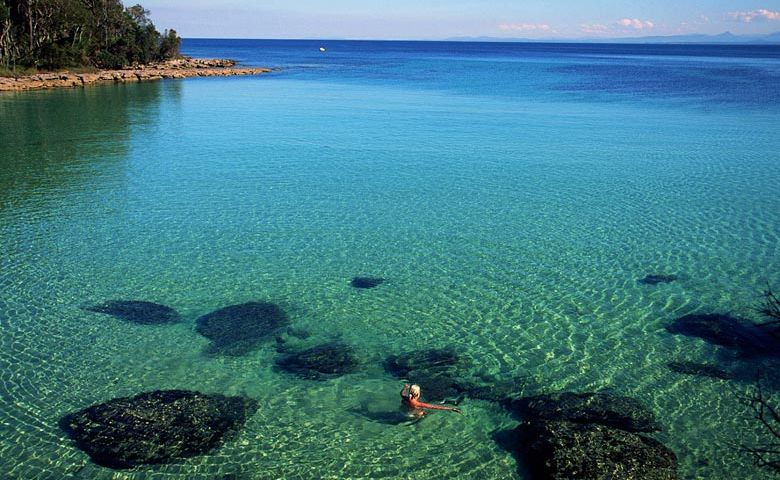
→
(416, 401, 462, 413)
(400, 384, 411, 398)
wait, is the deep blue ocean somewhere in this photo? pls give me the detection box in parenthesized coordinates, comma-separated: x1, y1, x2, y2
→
(1, 39, 779, 479)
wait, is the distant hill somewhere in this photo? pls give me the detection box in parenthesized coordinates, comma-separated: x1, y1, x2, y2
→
(446, 31, 780, 44)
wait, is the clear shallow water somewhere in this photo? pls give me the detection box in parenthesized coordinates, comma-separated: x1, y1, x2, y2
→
(1, 40, 779, 479)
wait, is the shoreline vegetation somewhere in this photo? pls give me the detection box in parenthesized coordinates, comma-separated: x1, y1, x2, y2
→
(0, 2, 269, 92)
(0, 57, 270, 91)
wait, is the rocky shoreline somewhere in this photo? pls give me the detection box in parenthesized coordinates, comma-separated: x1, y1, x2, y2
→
(0, 58, 270, 92)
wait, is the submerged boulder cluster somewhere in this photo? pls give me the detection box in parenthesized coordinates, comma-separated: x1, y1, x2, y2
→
(83, 300, 179, 325)
(384, 347, 466, 402)
(275, 342, 361, 380)
(66, 276, 387, 468)
(60, 390, 257, 469)
(665, 313, 778, 357)
(195, 302, 290, 356)
(509, 392, 678, 480)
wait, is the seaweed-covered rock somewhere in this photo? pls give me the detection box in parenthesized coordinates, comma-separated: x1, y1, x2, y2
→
(666, 361, 733, 380)
(350, 277, 385, 289)
(84, 300, 179, 324)
(507, 392, 660, 432)
(59, 390, 258, 469)
(275, 342, 361, 380)
(516, 420, 679, 480)
(383, 348, 460, 378)
(638, 275, 677, 285)
(195, 302, 289, 355)
(666, 313, 775, 356)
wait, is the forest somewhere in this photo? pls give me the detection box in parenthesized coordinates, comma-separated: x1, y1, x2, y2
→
(0, 0, 180, 71)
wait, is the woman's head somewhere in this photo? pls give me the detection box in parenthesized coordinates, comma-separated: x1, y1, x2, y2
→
(409, 384, 421, 399)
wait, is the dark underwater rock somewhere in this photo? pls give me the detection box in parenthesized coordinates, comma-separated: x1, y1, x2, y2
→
(516, 420, 679, 480)
(59, 390, 258, 469)
(507, 392, 660, 432)
(406, 370, 466, 403)
(383, 347, 460, 378)
(275, 342, 361, 380)
(638, 274, 677, 285)
(195, 302, 289, 355)
(463, 377, 528, 403)
(84, 300, 179, 325)
(350, 277, 385, 289)
(666, 313, 775, 356)
(667, 361, 734, 380)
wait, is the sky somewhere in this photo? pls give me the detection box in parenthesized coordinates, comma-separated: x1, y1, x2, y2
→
(139, 1, 780, 40)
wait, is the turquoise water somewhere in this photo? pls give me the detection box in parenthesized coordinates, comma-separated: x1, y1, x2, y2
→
(1, 41, 780, 479)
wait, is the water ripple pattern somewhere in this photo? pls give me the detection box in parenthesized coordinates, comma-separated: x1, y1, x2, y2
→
(1, 41, 779, 479)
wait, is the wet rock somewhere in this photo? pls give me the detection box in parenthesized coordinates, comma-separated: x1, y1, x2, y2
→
(516, 420, 679, 480)
(84, 300, 179, 325)
(667, 361, 733, 380)
(507, 392, 660, 432)
(275, 342, 361, 380)
(383, 347, 460, 378)
(59, 390, 258, 469)
(638, 274, 677, 285)
(350, 277, 385, 289)
(666, 313, 775, 356)
(196, 302, 289, 355)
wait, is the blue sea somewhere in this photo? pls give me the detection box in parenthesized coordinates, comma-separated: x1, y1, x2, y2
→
(1, 39, 779, 479)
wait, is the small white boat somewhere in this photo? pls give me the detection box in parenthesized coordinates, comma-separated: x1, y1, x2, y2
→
(319, 47, 326, 52)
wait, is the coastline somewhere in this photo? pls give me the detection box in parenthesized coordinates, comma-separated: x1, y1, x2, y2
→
(0, 58, 270, 92)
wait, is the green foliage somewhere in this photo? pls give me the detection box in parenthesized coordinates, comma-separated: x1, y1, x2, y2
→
(0, 0, 181, 70)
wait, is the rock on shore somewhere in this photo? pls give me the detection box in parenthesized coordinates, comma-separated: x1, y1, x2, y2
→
(0, 58, 270, 92)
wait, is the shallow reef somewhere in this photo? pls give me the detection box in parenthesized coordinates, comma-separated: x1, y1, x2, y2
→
(515, 420, 679, 480)
(384, 347, 466, 402)
(195, 302, 289, 355)
(83, 300, 179, 325)
(59, 390, 258, 469)
(666, 313, 777, 357)
(506, 391, 660, 432)
(502, 391, 676, 479)
(383, 347, 460, 377)
(350, 277, 385, 289)
(275, 342, 361, 380)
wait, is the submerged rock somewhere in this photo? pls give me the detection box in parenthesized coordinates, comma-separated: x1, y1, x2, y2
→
(84, 300, 179, 325)
(516, 420, 679, 480)
(406, 370, 466, 403)
(638, 274, 677, 285)
(665, 313, 775, 356)
(59, 390, 257, 469)
(507, 392, 660, 432)
(195, 302, 289, 355)
(667, 361, 733, 380)
(383, 347, 460, 377)
(350, 277, 385, 289)
(275, 342, 361, 380)
(462, 377, 528, 403)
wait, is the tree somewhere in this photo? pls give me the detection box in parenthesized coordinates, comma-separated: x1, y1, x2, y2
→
(743, 379, 780, 474)
(742, 287, 780, 475)
(0, 0, 181, 72)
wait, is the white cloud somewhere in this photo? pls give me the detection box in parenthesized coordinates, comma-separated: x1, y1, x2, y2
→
(616, 18, 654, 30)
(580, 23, 608, 34)
(498, 23, 553, 33)
(728, 9, 780, 23)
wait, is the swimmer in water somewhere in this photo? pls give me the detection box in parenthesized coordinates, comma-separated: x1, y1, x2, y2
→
(400, 383, 461, 417)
